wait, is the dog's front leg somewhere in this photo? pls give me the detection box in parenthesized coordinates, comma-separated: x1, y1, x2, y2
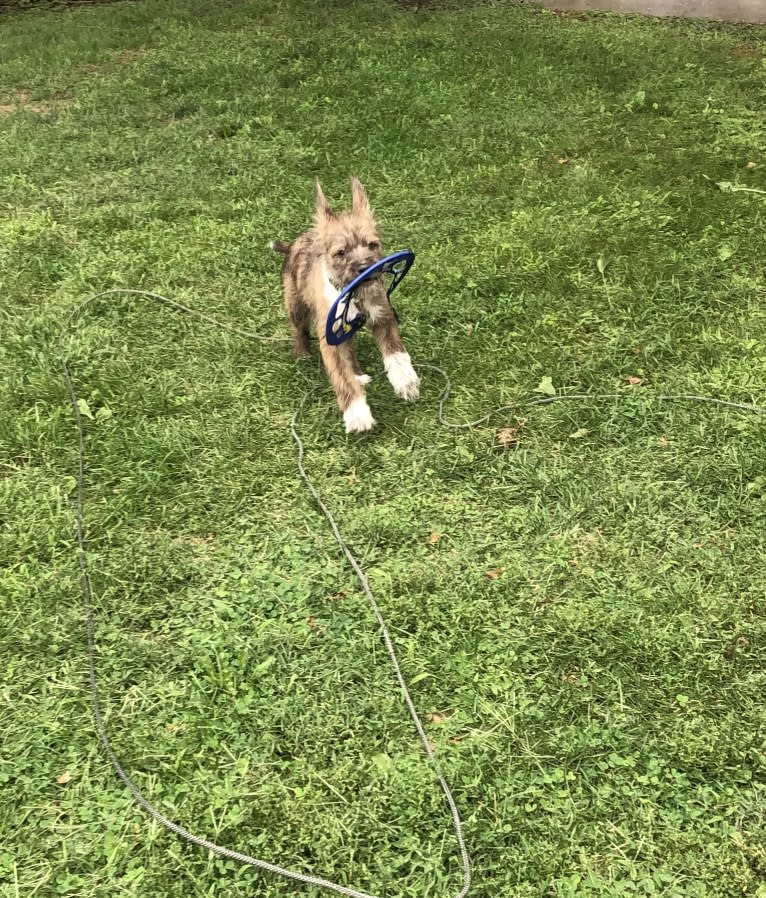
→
(319, 339, 376, 433)
(371, 309, 420, 401)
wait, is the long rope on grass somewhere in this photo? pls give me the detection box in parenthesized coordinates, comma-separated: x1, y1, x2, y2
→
(59, 289, 470, 898)
(60, 289, 766, 898)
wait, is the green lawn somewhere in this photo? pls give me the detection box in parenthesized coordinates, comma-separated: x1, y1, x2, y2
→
(1, 2, 766, 897)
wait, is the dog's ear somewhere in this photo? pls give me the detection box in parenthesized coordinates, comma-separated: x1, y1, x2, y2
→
(350, 176, 371, 216)
(315, 180, 334, 220)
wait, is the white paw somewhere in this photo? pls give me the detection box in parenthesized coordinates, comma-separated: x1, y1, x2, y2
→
(355, 373, 372, 385)
(343, 398, 376, 433)
(384, 352, 420, 401)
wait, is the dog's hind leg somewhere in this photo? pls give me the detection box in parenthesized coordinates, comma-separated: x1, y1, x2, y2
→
(284, 281, 312, 359)
(347, 340, 371, 385)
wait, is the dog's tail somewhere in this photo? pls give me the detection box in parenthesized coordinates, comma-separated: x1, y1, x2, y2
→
(269, 240, 291, 254)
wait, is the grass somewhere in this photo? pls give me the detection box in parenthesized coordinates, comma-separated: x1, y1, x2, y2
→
(1, 1, 766, 896)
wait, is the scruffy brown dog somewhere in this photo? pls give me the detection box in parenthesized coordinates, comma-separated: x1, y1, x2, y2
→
(271, 177, 419, 433)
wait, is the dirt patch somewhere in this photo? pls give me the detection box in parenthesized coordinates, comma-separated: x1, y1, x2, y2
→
(0, 0, 135, 11)
(69, 45, 152, 79)
(0, 453, 34, 478)
(733, 43, 764, 58)
(0, 87, 69, 116)
(0, 46, 152, 116)
(392, 0, 475, 8)
(1, 87, 33, 107)
(547, 6, 590, 18)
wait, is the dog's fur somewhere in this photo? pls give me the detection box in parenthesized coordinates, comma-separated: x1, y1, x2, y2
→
(271, 177, 419, 433)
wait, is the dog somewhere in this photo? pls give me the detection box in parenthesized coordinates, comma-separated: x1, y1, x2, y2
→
(271, 177, 420, 433)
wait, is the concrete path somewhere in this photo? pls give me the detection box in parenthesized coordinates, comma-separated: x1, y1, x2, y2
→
(531, 0, 766, 23)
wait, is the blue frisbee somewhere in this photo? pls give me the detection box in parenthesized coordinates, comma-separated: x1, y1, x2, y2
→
(325, 249, 415, 346)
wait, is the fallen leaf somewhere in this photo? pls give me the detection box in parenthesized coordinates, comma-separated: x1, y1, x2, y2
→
(569, 428, 589, 439)
(496, 418, 526, 448)
(496, 427, 520, 447)
(429, 529, 441, 545)
(484, 567, 506, 580)
(534, 376, 556, 396)
(57, 771, 72, 785)
(724, 635, 749, 659)
(746, 161, 757, 169)
(372, 753, 393, 772)
(76, 398, 94, 420)
(625, 376, 645, 386)
(427, 711, 453, 725)
(657, 437, 669, 447)
(556, 156, 569, 164)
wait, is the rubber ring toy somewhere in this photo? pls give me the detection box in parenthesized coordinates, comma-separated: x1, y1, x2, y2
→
(325, 248, 415, 346)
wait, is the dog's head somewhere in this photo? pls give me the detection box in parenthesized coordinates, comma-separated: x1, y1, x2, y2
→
(314, 177, 384, 287)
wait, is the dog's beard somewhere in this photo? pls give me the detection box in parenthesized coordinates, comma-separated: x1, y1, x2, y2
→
(325, 258, 384, 290)
(355, 276, 385, 296)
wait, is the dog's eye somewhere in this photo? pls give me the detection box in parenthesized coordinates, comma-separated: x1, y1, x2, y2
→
(368, 241, 380, 251)
(334, 249, 346, 259)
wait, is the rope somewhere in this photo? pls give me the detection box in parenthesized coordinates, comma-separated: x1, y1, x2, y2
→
(59, 289, 766, 898)
(59, 290, 469, 898)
